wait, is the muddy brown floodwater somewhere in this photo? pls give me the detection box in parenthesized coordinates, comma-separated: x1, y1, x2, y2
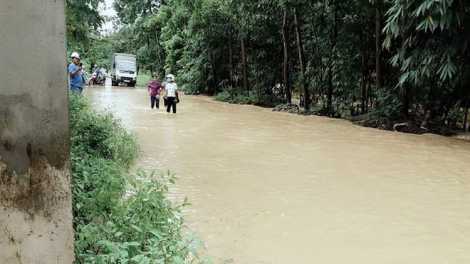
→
(85, 84, 470, 264)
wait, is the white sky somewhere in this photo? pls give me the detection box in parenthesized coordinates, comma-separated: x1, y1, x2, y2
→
(99, 0, 116, 33)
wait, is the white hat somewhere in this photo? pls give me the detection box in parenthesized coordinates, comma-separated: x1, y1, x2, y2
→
(166, 74, 175, 81)
(71, 52, 80, 59)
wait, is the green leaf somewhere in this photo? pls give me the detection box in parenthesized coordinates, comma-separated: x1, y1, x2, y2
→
(127, 241, 140, 247)
(173, 256, 185, 264)
(130, 224, 143, 233)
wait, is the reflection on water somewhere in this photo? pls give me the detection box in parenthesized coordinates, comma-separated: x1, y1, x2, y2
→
(85, 85, 470, 264)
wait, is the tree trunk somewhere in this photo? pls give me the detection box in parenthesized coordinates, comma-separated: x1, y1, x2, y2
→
(311, 20, 324, 99)
(146, 34, 153, 76)
(147, 0, 152, 15)
(228, 30, 234, 90)
(208, 50, 218, 94)
(366, 68, 372, 111)
(241, 38, 249, 92)
(464, 91, 470, 131)
(327, 2, 338, 115)
(153, 26, 163, 73)
(400, 85, 409, 118)
(293, 6, 310, 109)
(464, 106, 469, 132)
(361, 53, 367, 114)
(254, 55, 261, 98)
(282, 10, 291, 104)
(375, 5, 383, 87)
(147, 1, 161, 74)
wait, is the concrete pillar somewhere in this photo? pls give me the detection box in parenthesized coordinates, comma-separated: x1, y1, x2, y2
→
(0, 1, 73, 263)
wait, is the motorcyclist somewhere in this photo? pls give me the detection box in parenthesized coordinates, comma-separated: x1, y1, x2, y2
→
(93, 65, 102, 85)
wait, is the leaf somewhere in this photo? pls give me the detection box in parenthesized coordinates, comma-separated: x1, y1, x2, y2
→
(131, 255, 144, 262)
(428, 16, 434, 25)
(173, 256, 185, 264)
(127, 241, 140, 247)
(130, 224, 143, 233)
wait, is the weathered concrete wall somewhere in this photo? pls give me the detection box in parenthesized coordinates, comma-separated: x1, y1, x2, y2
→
(0, 0, 73, 263)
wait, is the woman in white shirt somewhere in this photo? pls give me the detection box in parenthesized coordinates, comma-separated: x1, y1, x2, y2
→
(164, 74, 178, 113)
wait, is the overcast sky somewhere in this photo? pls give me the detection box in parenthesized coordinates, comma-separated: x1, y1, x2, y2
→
(100, 0, 116, 32)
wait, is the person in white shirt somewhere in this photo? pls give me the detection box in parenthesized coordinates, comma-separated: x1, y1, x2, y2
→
(164, 74, 178, 113)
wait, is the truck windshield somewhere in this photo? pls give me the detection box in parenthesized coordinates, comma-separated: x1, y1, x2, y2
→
(118, 62, 136, 72)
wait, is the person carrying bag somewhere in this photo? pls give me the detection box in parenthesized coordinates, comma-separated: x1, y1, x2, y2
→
(164, 74, 178, 114)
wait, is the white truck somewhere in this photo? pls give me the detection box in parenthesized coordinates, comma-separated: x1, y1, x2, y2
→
(111, 53, 137, 87)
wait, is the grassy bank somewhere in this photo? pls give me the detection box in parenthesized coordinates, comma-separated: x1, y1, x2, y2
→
(70, 94, 205, 263)
(137, 72, 152, 87)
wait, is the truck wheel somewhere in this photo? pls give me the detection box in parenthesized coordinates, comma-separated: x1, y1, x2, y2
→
(129, 82, 136, 87)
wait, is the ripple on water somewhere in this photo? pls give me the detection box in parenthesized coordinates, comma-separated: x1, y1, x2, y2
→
(85, 87, 470, 264)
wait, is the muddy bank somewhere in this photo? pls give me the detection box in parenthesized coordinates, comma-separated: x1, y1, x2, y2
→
(355, 119, 457, 136)
(272, 104, 459, 136)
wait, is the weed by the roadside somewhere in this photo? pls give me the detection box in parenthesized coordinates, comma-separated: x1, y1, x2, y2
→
(70, 94, 207, 264)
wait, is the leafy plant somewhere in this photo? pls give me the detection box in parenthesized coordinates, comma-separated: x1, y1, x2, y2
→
(70, 94, 207, 264)
(370, 87, 402, 120)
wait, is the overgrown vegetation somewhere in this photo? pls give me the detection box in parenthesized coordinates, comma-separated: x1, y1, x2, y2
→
(111, 0, 470, 134)
(67, 0, 470, 134)
(70, 94, 206, 263)
(214, 91, 283, 107)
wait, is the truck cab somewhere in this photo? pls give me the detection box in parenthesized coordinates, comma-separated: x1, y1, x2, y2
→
(111, 53, 137, 87)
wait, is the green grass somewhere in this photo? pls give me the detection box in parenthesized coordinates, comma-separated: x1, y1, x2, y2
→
(137, 71, 152, 87)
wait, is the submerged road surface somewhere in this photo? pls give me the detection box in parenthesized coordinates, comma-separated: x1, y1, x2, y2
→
(86, 85, 470, 264)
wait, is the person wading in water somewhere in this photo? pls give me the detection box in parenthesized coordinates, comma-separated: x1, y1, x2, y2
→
(147, 76, 163, 109)
(164, 74, 178, 113)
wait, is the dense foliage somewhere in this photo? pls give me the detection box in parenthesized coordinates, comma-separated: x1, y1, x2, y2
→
(66, 0, 104, 67)
(67, 0, 470, 131)
(70, 94, 205, 263)
(66, 0, 125, 70)
(99, 0, 468, 132)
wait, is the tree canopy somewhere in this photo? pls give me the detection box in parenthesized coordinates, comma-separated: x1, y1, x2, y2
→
(68, 0, 470, 130)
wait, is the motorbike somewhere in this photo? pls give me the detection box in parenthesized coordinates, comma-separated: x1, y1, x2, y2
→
(91, 73, 106, 86)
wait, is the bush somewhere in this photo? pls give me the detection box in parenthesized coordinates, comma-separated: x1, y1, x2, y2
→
(70, 94, 206, 264)
(214, 91, 231, 102)
(370, 87, 403, 120)
(214, 91, 282, 107)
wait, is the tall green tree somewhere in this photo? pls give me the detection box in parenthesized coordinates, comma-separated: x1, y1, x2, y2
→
(66, 0, 104, 52)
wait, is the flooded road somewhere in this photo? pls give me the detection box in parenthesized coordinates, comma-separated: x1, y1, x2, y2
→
(85, 85, 470, 264)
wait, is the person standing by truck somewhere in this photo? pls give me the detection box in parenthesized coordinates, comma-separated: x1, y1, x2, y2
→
(147, 76, 163, 109)
(68, 52, 83, 93)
